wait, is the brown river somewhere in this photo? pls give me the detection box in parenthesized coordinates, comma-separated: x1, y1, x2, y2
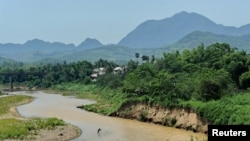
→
(9, 91, 207, 141)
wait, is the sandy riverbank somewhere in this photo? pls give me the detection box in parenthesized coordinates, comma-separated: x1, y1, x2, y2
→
(0, 94, 81, 141)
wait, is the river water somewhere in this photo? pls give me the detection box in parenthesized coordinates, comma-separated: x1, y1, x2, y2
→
(9, 91, 207, 141)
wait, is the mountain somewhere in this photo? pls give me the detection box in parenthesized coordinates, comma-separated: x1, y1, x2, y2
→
(24, 39, 75, 53)
(118, 11, 250, 48)
(0, 39, 75, 56)
(166, 31, 250, 52)
(0, 38, 101, 62)
(77, 38, 103, 50)
(2, 11, 250, 64)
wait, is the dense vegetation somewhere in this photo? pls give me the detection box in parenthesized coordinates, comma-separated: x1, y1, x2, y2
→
(1, 43, 250, 125)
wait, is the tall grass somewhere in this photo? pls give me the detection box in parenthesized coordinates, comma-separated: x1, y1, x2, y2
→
(0, 118, 29, 140)
(0, 118, 65, 140)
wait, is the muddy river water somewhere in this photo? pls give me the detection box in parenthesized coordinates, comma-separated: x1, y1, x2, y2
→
(10, 91, 207, 141)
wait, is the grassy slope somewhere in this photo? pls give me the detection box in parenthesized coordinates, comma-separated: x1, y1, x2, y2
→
(181, 92, 250, 125)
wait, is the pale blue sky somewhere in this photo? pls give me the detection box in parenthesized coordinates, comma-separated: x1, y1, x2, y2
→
(0, 0, 249, 45)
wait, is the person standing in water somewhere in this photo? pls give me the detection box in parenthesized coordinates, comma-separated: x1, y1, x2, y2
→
(97, 128, 101, 134)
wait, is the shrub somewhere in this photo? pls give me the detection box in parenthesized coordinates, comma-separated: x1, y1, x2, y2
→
(139, 110, 148, 122)
(239, 71, 250, 89)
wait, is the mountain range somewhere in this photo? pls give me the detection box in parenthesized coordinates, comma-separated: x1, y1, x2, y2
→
(1, 11, 250, 64)
(118, 11, 250, 48)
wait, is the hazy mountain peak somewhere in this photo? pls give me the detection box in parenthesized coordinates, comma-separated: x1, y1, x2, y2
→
(170, 11, 214, 23)
(25, 39, 46, 45)
(118, 11, 250, 48)
(173, 11, 203, 17)
(84, 38, 101, 43)
(171, 11, 194, 18)
(77, 38, 103, 50)
(118, 11, 216, 48)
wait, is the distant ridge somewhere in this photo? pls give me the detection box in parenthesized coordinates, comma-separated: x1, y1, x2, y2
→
(166, 31, 250, 52)
(0, 39, 75, 55)
(0, 56, 16, 64)
(118, 11, 250, 48)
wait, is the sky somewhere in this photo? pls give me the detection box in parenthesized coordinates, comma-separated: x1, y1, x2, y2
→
(1, 0, 250, 45)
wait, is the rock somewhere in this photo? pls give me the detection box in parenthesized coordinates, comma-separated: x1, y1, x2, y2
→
(76, 105, 84, 109)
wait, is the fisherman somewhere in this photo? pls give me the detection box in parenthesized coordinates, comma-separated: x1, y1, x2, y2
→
(97, 128, 102, 134)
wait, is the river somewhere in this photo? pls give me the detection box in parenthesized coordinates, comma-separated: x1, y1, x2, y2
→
(9, 91, 207, 141)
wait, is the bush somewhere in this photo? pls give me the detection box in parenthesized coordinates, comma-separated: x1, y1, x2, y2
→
(197, 79, 221, 101)
(171, 117, 177, 126)
(239, 71, 250, 89)
(139, 110, 148, 122)
(194, 69, 234, 101)
(186, 93, 250, 125)
(96, 74, 123, 89)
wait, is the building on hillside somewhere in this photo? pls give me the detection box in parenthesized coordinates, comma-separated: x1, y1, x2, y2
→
(113, 66, 124, 74)
(90, 67, 106, 81)
(90, 66, 127, 81)
(90, 73, 98, 81)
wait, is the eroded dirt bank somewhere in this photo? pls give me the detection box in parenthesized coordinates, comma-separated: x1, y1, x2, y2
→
(114, 102, 208, 133)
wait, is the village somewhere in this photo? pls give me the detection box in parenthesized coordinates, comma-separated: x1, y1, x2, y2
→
(90, 66, 126, 81)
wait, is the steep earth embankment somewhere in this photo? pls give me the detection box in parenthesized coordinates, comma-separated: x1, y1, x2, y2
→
(114, 102, 208, 133)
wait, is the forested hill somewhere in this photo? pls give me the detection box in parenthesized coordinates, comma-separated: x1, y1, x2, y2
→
(166, 31, 250, 52)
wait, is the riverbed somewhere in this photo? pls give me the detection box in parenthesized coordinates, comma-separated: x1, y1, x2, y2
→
(9, 91, 207, 141)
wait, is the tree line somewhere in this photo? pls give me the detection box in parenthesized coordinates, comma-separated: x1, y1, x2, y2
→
(1, 43, 250, 106)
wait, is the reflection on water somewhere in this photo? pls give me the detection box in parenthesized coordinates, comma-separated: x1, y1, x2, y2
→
(10, 91, 207, 141)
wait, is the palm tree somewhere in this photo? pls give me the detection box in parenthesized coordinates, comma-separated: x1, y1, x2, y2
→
(135, 53, 140, 64)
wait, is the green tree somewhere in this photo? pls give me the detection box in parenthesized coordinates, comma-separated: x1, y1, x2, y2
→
(195, 69, 234, 101)
(123, 63, 156, 95)
(141, 55, 149, 63)
(239, 71, 250, 89)
(135, 53, 140, 63)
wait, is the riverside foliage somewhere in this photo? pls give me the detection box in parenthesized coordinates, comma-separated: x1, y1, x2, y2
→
(1, 43, 250, 125)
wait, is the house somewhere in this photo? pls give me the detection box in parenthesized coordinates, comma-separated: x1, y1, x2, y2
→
(90, 66, 126, 81)
(90, 73, 98, 81)
(92, 67, 106, 75)
(90, 67, 106, 81)
(113, 66, 124, 74)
